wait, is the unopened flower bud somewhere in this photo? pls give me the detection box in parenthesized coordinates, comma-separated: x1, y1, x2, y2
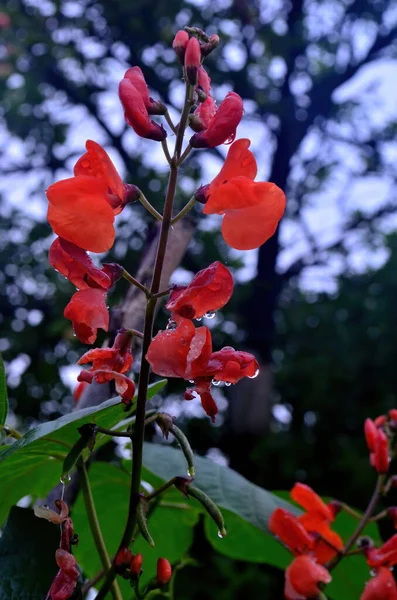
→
(185, 37, 201, 85)
(115, 547, 133, 568)
(102, 262, 124, 285)
(174, 476, 194, 497)
(157, 557, 172, 585)
(375, 414, 387, 427)
(189, 113, 206, 133)
(130, 553, 143, 577)
(200, 33, 220, 57)
(194, 184, 210, 204)
(172, 30, 189, 64)
(364, 418, 378, 452)
(327, 500, 342, 518)
(373, 429, 390, 474)
(123, 183, 141, 205)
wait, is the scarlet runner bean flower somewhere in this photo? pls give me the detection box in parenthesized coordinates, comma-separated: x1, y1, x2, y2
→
(198, 138, 286, 250)
(123, 67, 165, 115)
(165, 261, 234, 319)
(361, 567, 397, 600)
(146, 316, 259, 421)
(77, 328, 134, 375)
(47, 140, 131, 253)
(285, 555, 331, 600)
(119, 71, 167, 141)
(190, 91, 244, 148)
(364, 417, 391, 474)
(77, 369, 135, 409)
(64, 288, 109, 345)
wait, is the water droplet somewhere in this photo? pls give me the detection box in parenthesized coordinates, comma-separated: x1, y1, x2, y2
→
(369, 568, 376, 577)
(60, 474, 72, 485)
(225, 382, 232, 387)
(248, 368, 260, 379)
(222, 346, 235, 351)
(166, 319, 177, 330)
(81, 159, 89, 168)
(217, 530, 226, 538)
(195, 317, 202, 322)
(72, 333, 76, 337)
(188, 380, 195, 384)
(212, 379, 221, 386)
(204, 311, 216, 319)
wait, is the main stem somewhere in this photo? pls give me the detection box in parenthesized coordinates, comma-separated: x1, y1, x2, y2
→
(95, 82, 193, 600)
(77, 460, 123, 600)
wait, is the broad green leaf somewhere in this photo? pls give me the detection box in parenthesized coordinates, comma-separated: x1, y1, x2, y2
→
(0, 353, 8, 426)
(142, 442, 295, 532)
(0, 380, 166, 526)
(0, 506, 59, 600)
(73, 462, 200, 591)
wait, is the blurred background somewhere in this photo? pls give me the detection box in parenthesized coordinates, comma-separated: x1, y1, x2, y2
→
(1, 0, 397, 597)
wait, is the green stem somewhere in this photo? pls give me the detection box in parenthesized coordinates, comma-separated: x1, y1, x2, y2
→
(0, 425, 22, 439)
(95, 82, 194, 600)
(96, 426, 133, 438)
(138, 193, 163, 222)
(328, 475, 385, 571)
(77, 459, 122, 600)
(122, 269, 150, 297)
(145, 477, 177, 501)
(170, 197, 196, 226)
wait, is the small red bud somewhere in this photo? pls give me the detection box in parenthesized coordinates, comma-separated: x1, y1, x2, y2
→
(130, 553, 143, 577)
(115, 547, 133, 567)
(123, 183, 141, 205)
(173, 30, 189, 64)
(364, 418, 378, 452)
(185, 37, 201, 85)
(157, 557, 172, 585)
(327, 500, 342, 518)
(389, 409, 397, 424)
(373, 429, 390, 474)
(200, 33, 220, 57)
(374, 414, 387, 427)
(194, 184, 210, 204)
(77, 370, 94, 384)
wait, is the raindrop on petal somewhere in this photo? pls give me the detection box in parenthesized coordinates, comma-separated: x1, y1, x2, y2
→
(212, 379, 221, 386)
(248, 368, 260, 379)
(225, 382, 232, 387)
(166, 319, 177, 330)
(195, 317, 202, 322)
(204, 311, 216, 319)
(222, 346, 235, 351)
(369, 569, 376, 577)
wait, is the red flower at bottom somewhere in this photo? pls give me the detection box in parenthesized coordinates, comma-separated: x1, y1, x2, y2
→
(285, 556, 331, 600)
(361, 567, 397, 600)
(64, 288, 109, 344)
(78, 369, 135, 409)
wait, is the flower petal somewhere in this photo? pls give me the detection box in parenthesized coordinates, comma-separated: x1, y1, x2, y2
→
(209, 139, 257, 191)
(64, 289, 109, 344)
(74, 140, 124, 203)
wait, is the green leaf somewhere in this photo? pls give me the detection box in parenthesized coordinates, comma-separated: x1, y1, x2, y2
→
(0, 353, 8, 426)
(142, 442, 295, 533)
(73, 462, 200, 592)
(0, 506, 59, 600)
(0, 380, 166, 526)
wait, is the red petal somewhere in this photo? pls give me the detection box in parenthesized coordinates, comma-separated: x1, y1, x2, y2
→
(119, 79, 166, 141)
(269, 508, 314, 555)
(74, 140, 124, 203)
(220, 183, 286, 250)
(291, 483, 334, 522)
(146, 316, 197, 378)
(190, 92, 243, 148)
(209, 139, 257, 191)
(185, 326, 212, 379)
(64, 289, 109, 344)
(124, 66, 151, 107)
(47, 176, 115, 253)
(298, 514, 343, 564)
(207, 348, 259, 383)
(49, 238, 112, 290)
(286, 556, 331, 598)
(364, 418, 378, 452)
(361, 567, 397, 600)
(166, 261, 234, 319)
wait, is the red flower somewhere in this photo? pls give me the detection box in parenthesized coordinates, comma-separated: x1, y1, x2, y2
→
(365, 418, 378, 452)
(119, 77, 167, 141)
(47, 141, 126, 253)
(146, 316, 258, 421)
(78, 328, 133, 374)
(123, 67, 164, 115)
(361, 567, 397, 600)
(201, 138, 286, 250)
(173, 30, 189, 64)
(185, 37, 201, 85)
(146, 316, 212, 379)
(157, 558, 172, 585)
(365, 534, 397, 569)
(269, 508, 315, 555)
(364, 417, 391, 473)
(47, 549, 79, 600)
(190, 92, 243, 148)
(49, 238, 122, 291)
(191, 96, 217, 132)
(78, 369, 135, 409)
(165, 261, 233, 319)
(285, 556, 331, 600)
(115, 547, 132, 568)
(64, 288, 109, 344)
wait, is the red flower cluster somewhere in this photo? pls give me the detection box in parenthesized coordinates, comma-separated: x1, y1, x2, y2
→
(361, 536, 397, 599)
(147, 262, 258, 421)
(364, 412, 393, 474)
(115, 547, 143, 578)
(198, 139, 286, 250)
(77, 329, 135, 408)
(269, 483, 341, 599)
